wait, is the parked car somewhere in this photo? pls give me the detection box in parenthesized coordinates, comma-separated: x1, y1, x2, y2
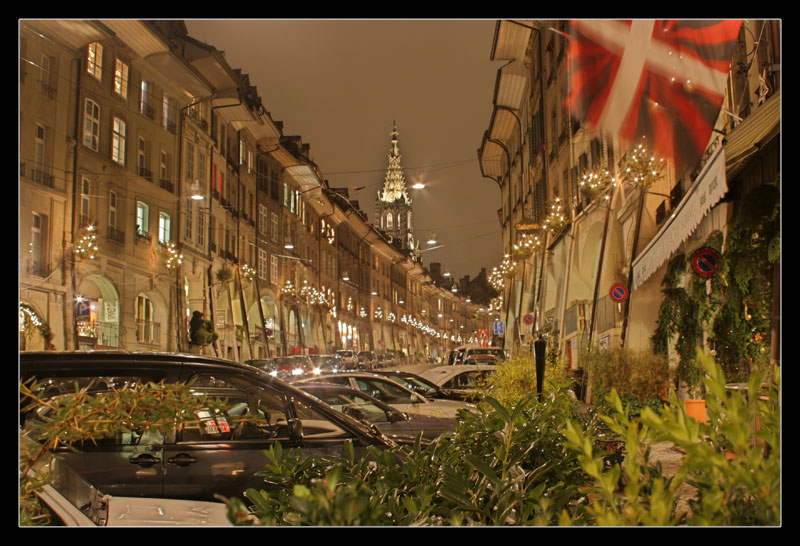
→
(420, 365, 497, 400)
(462, 354, 498, 366)
(375, 353, 396, 368)
(357, 351, 377, 370)
(244, 358, 278, 376)
(374, 370, 465, 401)
(20, 351, 399, 503)
(271, 355, 314, 378)
(22, 434, 232, 526)
(308, 354, 343, 375)
(292, 372, 473, 419)
(334, 350, 358, 369)
(297, 383, 455, 444)
(448, 344, 507, 365)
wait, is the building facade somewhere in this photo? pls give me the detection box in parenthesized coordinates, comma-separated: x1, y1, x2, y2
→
(19, 19, 492, 362)
(479, 19, 780, 392)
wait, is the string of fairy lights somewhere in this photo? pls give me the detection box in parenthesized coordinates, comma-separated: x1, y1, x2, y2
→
(488, 141, 666, 324)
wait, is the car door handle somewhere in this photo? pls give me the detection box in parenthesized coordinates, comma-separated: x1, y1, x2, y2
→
(129, 453, 162, 467)
(167, 454, 198, 467)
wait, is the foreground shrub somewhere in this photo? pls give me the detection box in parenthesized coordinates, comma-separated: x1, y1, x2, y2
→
(220, 388, 595, 526)
(582, 346, 669, 418)
(562, 351, 780, 526)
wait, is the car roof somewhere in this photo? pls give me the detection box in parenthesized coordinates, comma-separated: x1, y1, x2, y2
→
(420, 365, 497, 383)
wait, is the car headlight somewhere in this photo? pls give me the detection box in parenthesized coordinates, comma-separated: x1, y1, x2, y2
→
(312, 368, 321, 375)
(292, 368, 304, 376)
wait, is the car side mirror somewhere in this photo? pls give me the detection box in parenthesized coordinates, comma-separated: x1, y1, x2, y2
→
(388, 410, 407, 422)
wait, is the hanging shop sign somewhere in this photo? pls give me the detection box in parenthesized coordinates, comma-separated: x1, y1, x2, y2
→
(610, 283, 629, 303)
(692, 247, 721, 278)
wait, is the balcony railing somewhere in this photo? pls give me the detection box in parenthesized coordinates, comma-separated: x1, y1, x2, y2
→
(159, 178, 174, 193)
(107, 225, 124, 243)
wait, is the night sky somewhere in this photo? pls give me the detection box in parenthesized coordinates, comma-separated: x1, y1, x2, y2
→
(185, 19, 504, 281)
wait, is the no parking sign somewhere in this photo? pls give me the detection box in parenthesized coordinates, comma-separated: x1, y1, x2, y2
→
(692, 247, 721, 278)
(610, 283, 629, 303)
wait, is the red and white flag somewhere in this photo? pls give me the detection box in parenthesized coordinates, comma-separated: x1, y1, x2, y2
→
(567, 19, 742, 175)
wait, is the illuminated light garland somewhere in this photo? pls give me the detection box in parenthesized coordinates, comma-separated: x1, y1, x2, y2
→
(241, 264, 256, 281)
(489, 266, 505, 291)
(621, 141, 666, 189)
(281, 280, 296, 297)
(498, 254, 518, 279)
(579, 169, 616, 201)
(164, 242, 183, 270)
(75, 225, 98, 260)
(512, 231, 543, 260)
(542, 197, 567, 234)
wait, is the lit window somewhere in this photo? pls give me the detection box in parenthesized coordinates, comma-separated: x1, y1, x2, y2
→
(159, 212, 171, 244)
(86, 42, 102, 80)
(136, 201, 149, 236)
(83, 99, 100, 151)
(114, 59, 129, 99)
(111, 117, 126, 165)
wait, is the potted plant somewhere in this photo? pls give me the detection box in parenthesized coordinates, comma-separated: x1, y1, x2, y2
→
(189, 311, 218, 353)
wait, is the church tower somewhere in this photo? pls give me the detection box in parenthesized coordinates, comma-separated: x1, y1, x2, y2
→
(375, 122, 419, 258)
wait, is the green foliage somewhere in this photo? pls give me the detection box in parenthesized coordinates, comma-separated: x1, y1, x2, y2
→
(218, 390, 594, 526)
(562, 350, 780, 526)
(189, 310, 218, 346)
(711, 184, 779, 382)
(19, 379, 223, 526)
(582, 346, 668, 418)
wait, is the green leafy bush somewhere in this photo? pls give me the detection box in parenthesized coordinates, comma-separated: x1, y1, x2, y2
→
(562, 350, 780, 526)
(582, 346, 668, 418)
(219, 389, 594, 526)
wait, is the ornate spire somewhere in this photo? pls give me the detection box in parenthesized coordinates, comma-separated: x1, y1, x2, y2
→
(377, 121, 411, 205)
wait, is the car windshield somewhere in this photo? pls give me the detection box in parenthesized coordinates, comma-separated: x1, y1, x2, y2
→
(386, 375, 439, 396)
(354, 378, 421, 405)
(306, 389, 389, 423)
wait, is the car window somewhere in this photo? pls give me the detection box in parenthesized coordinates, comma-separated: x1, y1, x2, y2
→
(182, 374, 292, 442)
(355, 378, 416, 404)
(291, 397, 352, 439)
(309, 391, 389, 423)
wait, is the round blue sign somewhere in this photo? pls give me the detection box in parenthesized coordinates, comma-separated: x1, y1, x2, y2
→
(610, 283, 628, 302)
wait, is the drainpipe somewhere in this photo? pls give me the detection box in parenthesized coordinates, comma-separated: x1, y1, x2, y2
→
(69, 57, 82, 350)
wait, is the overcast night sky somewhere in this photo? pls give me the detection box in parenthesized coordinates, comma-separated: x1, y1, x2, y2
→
(185, 19, 504, 281)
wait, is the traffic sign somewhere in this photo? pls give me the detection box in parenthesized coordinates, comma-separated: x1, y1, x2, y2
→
(494, 321, 505, 335)
(522, 314, 534, 325)
(610, 283, 629, 303)
(692, 247, 720, 278)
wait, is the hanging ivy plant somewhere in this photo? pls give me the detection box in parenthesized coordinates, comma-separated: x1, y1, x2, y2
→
(711, 183, 779, 382)
(652, 182, 779, 388)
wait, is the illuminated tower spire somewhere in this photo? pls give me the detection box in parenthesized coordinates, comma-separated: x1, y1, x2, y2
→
(375, 122, 418, 257)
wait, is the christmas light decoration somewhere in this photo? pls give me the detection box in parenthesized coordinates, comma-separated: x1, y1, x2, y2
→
(241, 264, 256, 281)
(512, 231, 543, 260)
(542, 197, 567, 234)
(281, 280, 296, 297)
(74, 225, 98, 260)
(498, 254, 518, 279)
(489, 266, 505, 291)
(621, 141, 666, 189)
(164, 242, 183, 269)
(579, 169, 616, 201)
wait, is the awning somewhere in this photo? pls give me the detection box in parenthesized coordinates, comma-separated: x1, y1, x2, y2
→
(632, 145, 728, 290)
(725, 90, 780, 180)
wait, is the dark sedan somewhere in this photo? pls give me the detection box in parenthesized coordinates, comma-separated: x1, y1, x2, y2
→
(20, 351, 398, 503)
(374, 370, 465, 402)
(297, 383, 455, 444)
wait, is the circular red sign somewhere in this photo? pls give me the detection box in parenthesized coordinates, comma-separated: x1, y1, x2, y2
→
(610, 283, 629, 302)
(692, 248, 720, 278)
(523, 314, 534, 325)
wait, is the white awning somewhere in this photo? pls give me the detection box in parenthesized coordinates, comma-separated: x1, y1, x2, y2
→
(632, 145, 727, 290)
